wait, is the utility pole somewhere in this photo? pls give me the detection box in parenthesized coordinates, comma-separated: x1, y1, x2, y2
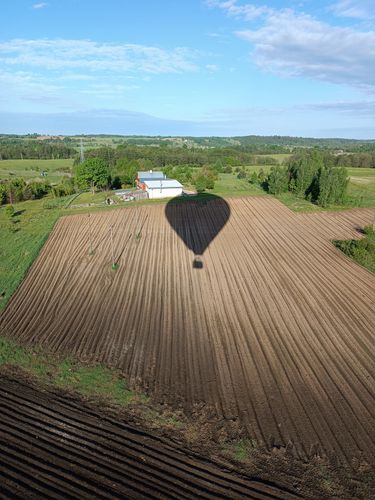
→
(80, 137, 85, 163)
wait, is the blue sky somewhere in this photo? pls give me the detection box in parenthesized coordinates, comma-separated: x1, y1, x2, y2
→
(1, 0, 374, 137)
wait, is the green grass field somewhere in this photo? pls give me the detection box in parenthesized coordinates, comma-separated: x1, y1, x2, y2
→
(70, 190, 120, 206)
(0, 159, 73, 184)
(251, 153, 291, 163)
(212, 173, 266, 196)
(0, 195, 75, 310)
(346, 168, 375, 208)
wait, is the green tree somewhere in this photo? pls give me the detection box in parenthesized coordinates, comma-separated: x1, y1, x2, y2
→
(317, 167, 348, 207)
(213, 159, 224, 173)
(52, 178, 75, 197)
(194, 175, 207, 193)
(267, 166, 289, 195)
(287, 150, 323, 197)
(114, 159, 138, 186)
(75, 158, 110, 194)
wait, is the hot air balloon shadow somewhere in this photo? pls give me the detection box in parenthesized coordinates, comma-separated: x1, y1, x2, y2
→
(165, 194, 230, 269)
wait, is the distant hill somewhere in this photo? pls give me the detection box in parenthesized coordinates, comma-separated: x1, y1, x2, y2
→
(1, 133, 375, 153)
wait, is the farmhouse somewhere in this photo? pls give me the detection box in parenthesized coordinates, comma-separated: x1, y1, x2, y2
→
(137, 170, 165, 189)
(144, 179, 183, 199)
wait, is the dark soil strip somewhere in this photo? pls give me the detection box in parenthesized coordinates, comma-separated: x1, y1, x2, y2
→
(0, 376, 298, 499)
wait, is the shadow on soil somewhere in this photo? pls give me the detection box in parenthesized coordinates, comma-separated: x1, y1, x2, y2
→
(165, 193, 230, 269)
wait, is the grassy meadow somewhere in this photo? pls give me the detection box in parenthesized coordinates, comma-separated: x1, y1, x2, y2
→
(0, 195, 75, 310)
(0, 159, 73, 183)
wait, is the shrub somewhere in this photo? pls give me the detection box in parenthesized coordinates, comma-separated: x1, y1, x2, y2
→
(363, 225, 375, 238)
(249, 172, 258, 184)
(4, 204, 15, 218)
(52, 179, 75, 197)
(0, 183, 8, 204)
(194, 175, 207, 193)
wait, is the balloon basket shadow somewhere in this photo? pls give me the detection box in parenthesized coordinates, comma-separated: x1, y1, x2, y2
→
(193, 257, 203, 269)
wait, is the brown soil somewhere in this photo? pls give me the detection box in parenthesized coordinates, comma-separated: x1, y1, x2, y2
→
(1, 197, 374, 468)
(0, 368, 302, 499)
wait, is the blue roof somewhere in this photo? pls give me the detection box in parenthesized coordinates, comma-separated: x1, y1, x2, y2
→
(138, 171, 164, 181)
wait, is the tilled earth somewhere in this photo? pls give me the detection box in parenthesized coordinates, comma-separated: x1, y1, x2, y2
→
(0, 374, 300, 499)
(1, 197, 374, 466)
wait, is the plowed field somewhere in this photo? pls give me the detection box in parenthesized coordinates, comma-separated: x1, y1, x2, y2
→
(0, 375, 297, 499)
(1, 197, 374, 466)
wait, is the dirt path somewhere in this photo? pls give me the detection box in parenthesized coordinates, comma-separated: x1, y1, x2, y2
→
(1, 197, 374, 466)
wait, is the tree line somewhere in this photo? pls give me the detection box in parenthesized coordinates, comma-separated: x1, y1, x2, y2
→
(0, 141, 76, 160)
(73, 158, 219, 194)
(265, 151, 349, 207)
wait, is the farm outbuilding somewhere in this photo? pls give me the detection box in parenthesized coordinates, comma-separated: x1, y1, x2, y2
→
(137, 170, 165, 190)
(144, 179, 183, 199)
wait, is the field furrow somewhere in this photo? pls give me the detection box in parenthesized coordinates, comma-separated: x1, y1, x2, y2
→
(1, 197, 374, 465)
(0, 376, 297, 499)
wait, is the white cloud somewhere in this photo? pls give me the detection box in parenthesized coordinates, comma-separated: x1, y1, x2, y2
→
(207, 0, 270, 20)
(32, 2, 48, 9)
(0, 39, 198, 74)
(330, 1, 374, 19)
(206, 64, 218, 72)
(0, 70, 61, 94)
(210, 1, 375, 92)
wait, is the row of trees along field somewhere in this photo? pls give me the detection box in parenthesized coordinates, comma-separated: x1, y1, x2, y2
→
(1, 135, 375, 166)
(0, 154, 220, 205)
(78, 144, 375, 171)
(266, 151, 349, 207)
(79, 144, 283, 168)
(0, 141, 75, 160)
(74, 158, 218, 193)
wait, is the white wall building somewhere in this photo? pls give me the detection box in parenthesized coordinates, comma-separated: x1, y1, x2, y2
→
(144, 179, 183, 199)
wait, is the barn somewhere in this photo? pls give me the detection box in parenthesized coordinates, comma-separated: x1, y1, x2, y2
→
(144, 179, 183, 199)
(137, 171, 165, 190)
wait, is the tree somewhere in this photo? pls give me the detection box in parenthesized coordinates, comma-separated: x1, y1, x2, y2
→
(200, 166, 217, 189)
(114, 158, 138, 186)
(317, 167, 348, 207)
(287, 150, 323, 197)
(8, 178, 26, 204)
(75, 158, 110, 194)
(257, 168, 266, 184)
(267, 166, 289, 195)
(194, 175, 207, 193)
(237, 168, 247, 179)
(52, 178, 75, 197)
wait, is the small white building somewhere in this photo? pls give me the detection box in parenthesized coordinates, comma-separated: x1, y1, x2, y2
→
(144, 179, 183, 199)
(136, 170, 165, 189)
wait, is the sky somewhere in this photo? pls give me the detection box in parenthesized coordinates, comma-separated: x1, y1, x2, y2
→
(1, 0, 375, 138)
